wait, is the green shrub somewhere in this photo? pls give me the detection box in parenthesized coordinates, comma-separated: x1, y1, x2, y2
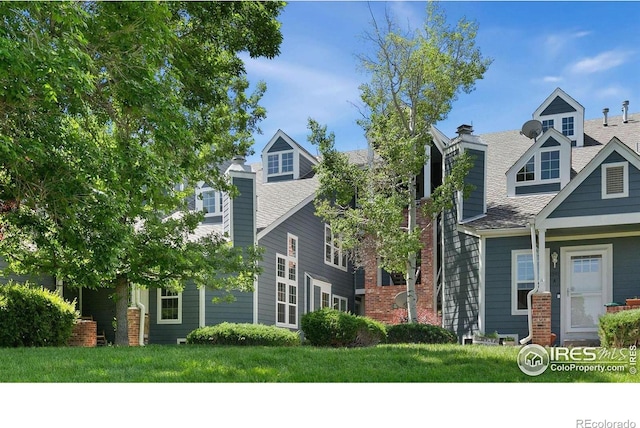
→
(186, 322, 300, 346)
(599, 309, 640, 348)
(300, 308, 387, 347)
(0, 281, 78, 347)
(386, 323, 457, 344)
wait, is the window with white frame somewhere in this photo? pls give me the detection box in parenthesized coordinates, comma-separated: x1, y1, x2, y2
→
(276, 234, 298, 328)
(602, 162, 628, 199)
(512, 250, 534, 315)
(542, 119, 554, 132)
(333, 295, 348, 312)
(540, 150, 560, 180)
(324, 224, 347, 270)
(267, 151, 294, 176)
(158, 288, 182, 324)
(516, 156, 535, 182)
(195, 186, 224, 217)
(562, 116, 574, 137)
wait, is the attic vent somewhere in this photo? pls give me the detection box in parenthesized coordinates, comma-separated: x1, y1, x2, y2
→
(606, 167, 624, 194)
(602, 162, 628, 199)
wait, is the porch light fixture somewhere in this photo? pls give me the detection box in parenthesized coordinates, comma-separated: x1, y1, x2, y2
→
(551, 251, 558, 268)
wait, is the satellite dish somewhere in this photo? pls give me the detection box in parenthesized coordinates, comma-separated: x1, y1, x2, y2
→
(520, 120, 543, 141)
(394, 291, 408, 309)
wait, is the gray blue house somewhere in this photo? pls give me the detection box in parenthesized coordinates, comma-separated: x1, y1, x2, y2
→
(1, 129, 356, 345)
(127, 129, 357, 344)
(438, 88, 640, 345)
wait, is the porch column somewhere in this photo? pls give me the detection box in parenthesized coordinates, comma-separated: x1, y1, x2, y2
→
(532, 292, 552, 346)
(538, 228, 547, 292)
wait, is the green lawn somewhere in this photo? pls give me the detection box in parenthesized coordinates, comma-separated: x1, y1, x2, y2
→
(0, 344, 637, 382)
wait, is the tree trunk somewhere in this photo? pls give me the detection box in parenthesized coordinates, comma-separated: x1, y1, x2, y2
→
(406, 174, 418, 323)
(114, 274, 130, 346)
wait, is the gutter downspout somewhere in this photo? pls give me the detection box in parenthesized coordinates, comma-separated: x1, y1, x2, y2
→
(520, 222, 540, 345)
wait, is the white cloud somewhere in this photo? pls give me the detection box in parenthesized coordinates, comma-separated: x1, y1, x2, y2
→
(569, 50, 634, 74)
(543, 30, 591, 57)
(542, 76, 563, 83)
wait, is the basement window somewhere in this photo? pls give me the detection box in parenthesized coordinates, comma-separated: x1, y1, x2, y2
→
(601, 162, 628, 199)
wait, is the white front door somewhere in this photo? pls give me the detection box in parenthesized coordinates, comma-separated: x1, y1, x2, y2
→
(561, 245, 612, 339)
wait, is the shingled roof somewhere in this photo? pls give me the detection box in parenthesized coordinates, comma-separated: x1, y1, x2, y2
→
(464, 111, 640, 231)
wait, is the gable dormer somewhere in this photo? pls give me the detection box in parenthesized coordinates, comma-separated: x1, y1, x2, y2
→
(533, 87, 585, 147)
(262, 130, 318, 183)
(506, 128, 572, 197)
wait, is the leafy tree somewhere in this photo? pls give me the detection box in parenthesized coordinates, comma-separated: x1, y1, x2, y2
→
(310, 2, 491, 322)
(0, 1, 284, 345)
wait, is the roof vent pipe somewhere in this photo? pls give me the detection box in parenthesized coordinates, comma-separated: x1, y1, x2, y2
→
(603, 108, 609, 127)
(622, 100, 629, 123)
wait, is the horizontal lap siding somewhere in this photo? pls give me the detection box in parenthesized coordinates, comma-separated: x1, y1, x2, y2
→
(484, 236, 530, 338)
(550, 152, 640, 218)
(149, 283, 201, 344)
(257, 201, 353, 328)
(0, 258, 55, 288)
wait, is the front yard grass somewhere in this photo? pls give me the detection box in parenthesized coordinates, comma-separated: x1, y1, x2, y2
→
(0, 343, 637, 382)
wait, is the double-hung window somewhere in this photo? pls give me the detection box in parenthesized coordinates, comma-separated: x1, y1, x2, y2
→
(324, 224, 347, 270)
(332, 295, 348, 312)
(542, 119, 554, 132)
(158, 288, 182, 324)
(512, 250, 535, 315)
(276, 234, 298, 328)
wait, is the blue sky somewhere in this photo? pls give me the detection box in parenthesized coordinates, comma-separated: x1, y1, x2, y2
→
(241, 1, 640, 163)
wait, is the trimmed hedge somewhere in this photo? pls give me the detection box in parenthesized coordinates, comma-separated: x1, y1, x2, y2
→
(386, 323, 457, 344)
(186, 322, 301, 346)
(0, 281, 78, 347)
(599, 309, 640, 348)
(301, 308, 387, 347)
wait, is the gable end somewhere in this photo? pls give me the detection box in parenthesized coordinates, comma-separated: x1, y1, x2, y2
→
(539, 96, 577, 116)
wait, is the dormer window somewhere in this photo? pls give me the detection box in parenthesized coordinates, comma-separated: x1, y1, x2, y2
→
(516, 156, 535, 182)
(267, 152, 294, 176)
(507, 129, 571, 197)
(601, 162, 628, 199)
(195, 185, 224, 217)
(561, 117, 574, 137)
(542, 120, 554, 132)
(202, 190, 223, 215)
(540, 150, 560, 180)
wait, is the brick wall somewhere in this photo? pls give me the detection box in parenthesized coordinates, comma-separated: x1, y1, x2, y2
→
(531, 292, 552, 346)
(68, 320, 97, 347)
(127, 307, 141, 346)
(363, 200, 437, 325)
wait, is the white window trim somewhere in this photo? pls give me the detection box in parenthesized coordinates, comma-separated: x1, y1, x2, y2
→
(275, 234, 299, 329)
(516, 148, 563, 187)
(511, 249, 550, 316)
(324, 224, 347, 271)
(332, 295, 348, 312)
(266, 150, 296, 178)
(601, 161, 628, 199)
(157, 289, 183, 325)
(195, 185, 224, 217)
